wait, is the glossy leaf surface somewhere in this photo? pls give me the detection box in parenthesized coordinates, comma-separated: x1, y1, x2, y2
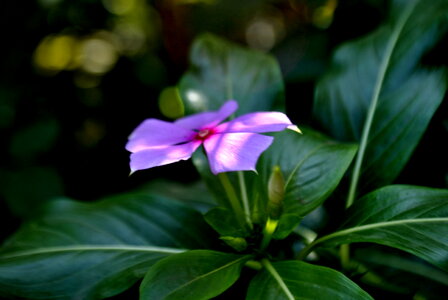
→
(309, 185, 448, 272)
(247, 260, 373, 300)
(314, 0, 448, 190)
(140, 250, 251, 300)
(0, 194, 214, 299)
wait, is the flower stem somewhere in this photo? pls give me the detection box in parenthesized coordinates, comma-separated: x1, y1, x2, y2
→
(237, 171, 253, 230)
(218, 172, 247, 229)
(340, 244, 350, 269)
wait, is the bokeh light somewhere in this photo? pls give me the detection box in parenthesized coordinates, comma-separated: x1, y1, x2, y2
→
(158, 86, 184, 119)
(33, 34, 80, 74)
(79, 32, 119, 75)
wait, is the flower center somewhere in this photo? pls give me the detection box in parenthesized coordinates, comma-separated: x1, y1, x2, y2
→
(195, 128, 213, 141)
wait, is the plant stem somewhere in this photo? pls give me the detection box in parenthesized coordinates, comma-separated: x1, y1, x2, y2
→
(294, 226, 318, 244)
(217, 172, 247, 229)
(340, 244, 350, 269)
(261, 259, 294, 300)
(237, 171, 253, 230)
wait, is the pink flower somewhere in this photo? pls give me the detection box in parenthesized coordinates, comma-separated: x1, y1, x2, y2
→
(126, 100, 299, 175)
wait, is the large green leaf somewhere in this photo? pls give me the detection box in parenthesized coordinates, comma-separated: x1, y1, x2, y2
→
(258, 129, 357, 222)
(178, 33, 284, 114)
(0, 194, 215, 299)
(300, 185, 448, 272)
(246, 260, 373, 300)
(140, 250, 251, 300)
(313, 0, 448, 190)
(194, 129, 357, 238)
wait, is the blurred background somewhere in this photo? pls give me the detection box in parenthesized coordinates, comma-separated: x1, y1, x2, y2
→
(0, 0, 446, 247)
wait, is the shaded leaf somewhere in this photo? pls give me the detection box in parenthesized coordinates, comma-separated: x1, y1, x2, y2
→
(179, 33, 284, 114)
(140, 250, 251, 300)
(355, 247, 448, 287)
(246, 260, 373, 300)
(306, 185, 448, 272)
(314, 0, 448, 190)
(0, 194, 215, 300)
(205, 206, 250, 237)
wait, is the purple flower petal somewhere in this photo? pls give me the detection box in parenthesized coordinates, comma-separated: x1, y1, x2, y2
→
(126, 119, 195, 152)
(203, 132, 274, 174)
(174, 100, 238, 130)
(215, 112, 294, 134)
(130, 141, 201, 173)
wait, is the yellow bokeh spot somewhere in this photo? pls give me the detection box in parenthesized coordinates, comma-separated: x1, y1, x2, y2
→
(33, 34, 80, 74)
(79, 32, 119, 75)
(158, 87, 185, 119)
(102, 0, 136, 15)
(313, 0, 338, 29)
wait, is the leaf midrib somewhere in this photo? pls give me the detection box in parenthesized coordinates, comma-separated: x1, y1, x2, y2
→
(346, 0, 420, 207)
(0, 245, 185, 259)
(317, 217, 448, 246)
(165, 255, 251, 298)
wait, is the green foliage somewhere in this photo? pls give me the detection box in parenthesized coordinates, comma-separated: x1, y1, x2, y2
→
(194, 129, 357, 239)
(2, 0, 448, 298)
(140, 250, 251, 300)
(0, 194, 215, 299)
(300, 185, 448, 271)
(204, 206, 250, 237)
(247, 261, 373, 300)
(257, 129, 357, 237)
(179, 33, 284, 114)
(314, 0, 448, 191)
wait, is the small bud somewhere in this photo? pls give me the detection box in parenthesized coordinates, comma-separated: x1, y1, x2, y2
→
(220, 236, 248, 252)
(267, 165, 285, 220)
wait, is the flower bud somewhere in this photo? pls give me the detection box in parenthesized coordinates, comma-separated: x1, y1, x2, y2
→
(267, 165, 285, 220)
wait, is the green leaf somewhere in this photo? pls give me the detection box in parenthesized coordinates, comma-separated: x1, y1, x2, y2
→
(204, 206, 250, 237)
(194, 130, 357, 238)
(355, 247, 448, 287)
(258, 129, 357, 237)
(179, 33, 284, 114)
(300, 185, 448, 272)
(140, 250, 251, 300)
(246, 260, 373, 300)
(0, 194, 215, 300)
(139, 179, 216, 213)
(313, 0, 448, 191)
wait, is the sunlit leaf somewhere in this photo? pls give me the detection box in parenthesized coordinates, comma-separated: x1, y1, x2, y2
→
(0, 194, 215, 299)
